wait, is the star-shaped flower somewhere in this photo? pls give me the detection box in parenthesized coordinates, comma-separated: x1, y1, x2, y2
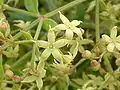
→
(36, 27, 68, 61)
(102, 26, 120, 52)
(53, 12, 84, 40)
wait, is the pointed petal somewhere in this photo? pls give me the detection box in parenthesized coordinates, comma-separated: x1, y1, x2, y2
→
(116, 35, 120, 43)
(41, 49, 51, 60)
(102, 34, 112, 43)
(65, 30, 73, 40)
(115, 42, 120, 51)
(52, 48, 63, 61)
(48, 30, 55, 43)
(70, 20, 82, 26)
(107, 43, 115, 52)
(78, 45, 85, 53)
(36, 78, 43, 90)
(59, 11, 70, 24)
(36, 40, 48, 48)
(110, 26, 118, 39)
(54, 39, 68, 48)
(53, 24, 67, 31)
(73, 28, 83, 39)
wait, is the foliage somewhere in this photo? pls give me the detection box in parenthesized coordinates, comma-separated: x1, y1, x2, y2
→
(0, 0, 120, 90)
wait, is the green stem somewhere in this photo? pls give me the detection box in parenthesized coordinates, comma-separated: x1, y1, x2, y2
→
(13, 19, 39, 40)
(3, 4, 38, 17)
(95, 0, 100, 42)
(15, 40, 35, 44)
(3, 0, 86, 18)
(103, 55, 113, 73)
(34, 18, 43, 40)
(44, 0, 86, 18)
(12, 51, 32, 68)
(0, 54, 4, 83)
(74, 58, 86, 68)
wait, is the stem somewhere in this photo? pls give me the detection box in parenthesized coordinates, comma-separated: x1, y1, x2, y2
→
(103, 55, 113, 73)
(34, 18, 43, 40)
(13, 19, 39, 40)
(74, 58, 86, 68)
(3, 4, 38, 17)
(15, 40, 35, 44)
(44, 0, 86, 18)
(95, 0, 100, 42)
(12, 51, 32, 68)
(0, 54, 4, 83)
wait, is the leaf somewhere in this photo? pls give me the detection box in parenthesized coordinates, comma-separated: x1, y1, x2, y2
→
(21, 31, 33, 40)
(36, 40, 48, 48)
(54, 39, 68, 48)
(36, 78, 43, 90)
(21, 75, 37, 83)
(0, 0, 3, 5)
(86, 0, 95, 12)
(24, 0, 39, 14)
(42, 18, 57, 31)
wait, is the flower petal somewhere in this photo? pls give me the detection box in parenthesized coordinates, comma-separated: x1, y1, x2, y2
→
(48, 30, 55, 43)
(41, 49, 51, 60)
(70, 20, 82, 26)
(115, 42, 120, 51)
(102, 34, 112, 43)
(110, 26, 118, 39)
(73, 28, 83, 39)
(59, 11, 70, 25)
(107, 43, 115, 52)
(116, 35, 120, 43)
(54, 39, 68, 48)
(65, 30, 73, 40)
(52, 48, 63, 61)
(53, 24, 67, 31)
(36, 40, 49, 48)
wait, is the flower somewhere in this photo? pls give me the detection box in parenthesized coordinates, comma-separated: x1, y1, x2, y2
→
(36, 26, 68, 61)
(102, 26, 120, 52)
(53, 12, 84, 40)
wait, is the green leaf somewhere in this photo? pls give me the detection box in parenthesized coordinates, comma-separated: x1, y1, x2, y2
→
(21, 75, 37, 83)
(36, 40, 49, 48)
(54, 39, 68, 48)
(42, 18, 57, 31)
(36, 78, 43, 90)
(86, 0, 95, 12)
(24, 0, 39, 14)
(21, 31, 33, 40)
(0, 0, 3, 5)
(72, 42, 79, 59)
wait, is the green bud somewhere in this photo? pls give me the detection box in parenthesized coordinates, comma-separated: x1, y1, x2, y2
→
(115, 58, 120, 66)
(90, 60, 100, 71)
(4, 64, 11, 70)
(5, 70, 14, 78)
(82, 50, 92, 59)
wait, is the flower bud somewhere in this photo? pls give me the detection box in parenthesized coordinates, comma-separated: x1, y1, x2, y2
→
(12, 75, 21, 82)
(4, 64, 11, 70)
(5, 70, 14, 78)
(90, 60, 100, 71)
(82, 50, 92, 59)
(0, 22, 8, 32)
(115, 58, 120, 66)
